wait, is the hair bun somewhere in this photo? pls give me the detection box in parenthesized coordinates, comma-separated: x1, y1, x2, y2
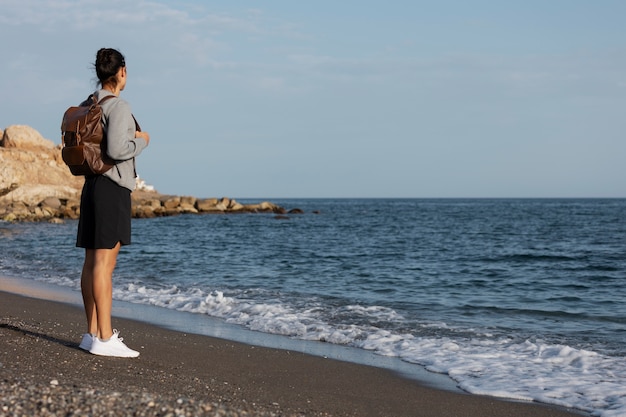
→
(94, 48, 126, 86)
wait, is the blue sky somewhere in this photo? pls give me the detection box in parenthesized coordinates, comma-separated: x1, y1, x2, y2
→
(1, 1, 625, 198)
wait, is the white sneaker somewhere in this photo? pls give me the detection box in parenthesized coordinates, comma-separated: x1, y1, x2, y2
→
(79, 333, 95, 351)
(89, 330, 140, 358)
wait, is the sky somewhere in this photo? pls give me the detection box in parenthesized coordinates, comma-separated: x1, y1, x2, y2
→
(1, 0, 625, 199)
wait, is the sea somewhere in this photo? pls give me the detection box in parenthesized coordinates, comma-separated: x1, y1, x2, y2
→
(1, 198, 625, 416)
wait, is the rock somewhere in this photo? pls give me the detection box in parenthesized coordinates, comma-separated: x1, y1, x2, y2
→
(40, 197, 62, 210)
(1, 184, 81, 207)
(196, 198, 219, 212)
(258, 201, 277, 211)
(179, 203, 198, 214)
(1, 125, 55, 150)
(3, 213, 17, 222)
(229, 200, 246, 212)
(180, 196, 197, 206)
(178, 196, 198, 213)
(133, 205, 158, 219)
(244, 201, 279, 213)
(139, 198, 162, 209)
(0, 183, 18, 197)
(214, 199, 229, 212)
(163, 197, 181, 210)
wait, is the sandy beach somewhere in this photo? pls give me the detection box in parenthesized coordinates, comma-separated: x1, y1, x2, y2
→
(0, 289, 585, 417)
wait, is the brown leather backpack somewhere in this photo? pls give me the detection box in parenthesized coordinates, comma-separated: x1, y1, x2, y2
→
(61, 94, 116, 176)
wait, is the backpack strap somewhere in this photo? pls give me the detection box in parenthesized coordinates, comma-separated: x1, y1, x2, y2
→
(97, 95, 117, 105)
(93, 94, 140, 177)
(84, 94, 117, 106)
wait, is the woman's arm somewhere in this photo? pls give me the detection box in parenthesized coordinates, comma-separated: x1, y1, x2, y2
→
(105, 100, 149, 160)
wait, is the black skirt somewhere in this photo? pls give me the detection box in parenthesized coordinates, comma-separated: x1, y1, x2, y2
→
(76, 175, 131, 249)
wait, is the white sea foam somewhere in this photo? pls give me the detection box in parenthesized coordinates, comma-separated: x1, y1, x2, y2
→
(361, 334, 626, 416)
(37, 275, 77, 289)
(111, 284, 626, 417)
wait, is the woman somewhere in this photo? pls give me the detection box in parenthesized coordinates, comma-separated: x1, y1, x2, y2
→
(76, 48, 150, 358)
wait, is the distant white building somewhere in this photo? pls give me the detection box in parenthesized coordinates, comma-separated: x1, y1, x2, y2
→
(135, 176, 155, 192)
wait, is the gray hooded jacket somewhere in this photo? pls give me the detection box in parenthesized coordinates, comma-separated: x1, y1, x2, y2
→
(94, 89, 148, 191)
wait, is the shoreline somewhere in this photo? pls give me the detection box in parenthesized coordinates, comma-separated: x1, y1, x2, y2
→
(0, 278, 587, 416)
(0, 275, 460, 392)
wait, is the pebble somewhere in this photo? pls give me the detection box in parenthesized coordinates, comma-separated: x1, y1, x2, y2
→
(0, 379, 309, 417)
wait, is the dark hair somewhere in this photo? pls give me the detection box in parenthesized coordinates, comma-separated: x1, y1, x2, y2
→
(94, 48, 126, 87)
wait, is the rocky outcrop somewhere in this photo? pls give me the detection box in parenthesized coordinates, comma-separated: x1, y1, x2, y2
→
(0, 125, 296, 222)
(130, 194, 286, 219)
(0, 125, 84, 205)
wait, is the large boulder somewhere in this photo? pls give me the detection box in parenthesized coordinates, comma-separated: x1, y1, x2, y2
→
(0, 125, 83, 207)
(0, 125, 55, 150)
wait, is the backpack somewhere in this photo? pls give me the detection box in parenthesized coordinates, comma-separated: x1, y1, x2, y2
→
(61, 94, 116, 176)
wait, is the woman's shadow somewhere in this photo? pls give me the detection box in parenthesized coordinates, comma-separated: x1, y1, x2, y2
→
(0, 322, 84, 351)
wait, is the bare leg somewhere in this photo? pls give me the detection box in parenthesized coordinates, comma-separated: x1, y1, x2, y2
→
(80, 242, 121, 340)
(80, 249, 98, 336)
